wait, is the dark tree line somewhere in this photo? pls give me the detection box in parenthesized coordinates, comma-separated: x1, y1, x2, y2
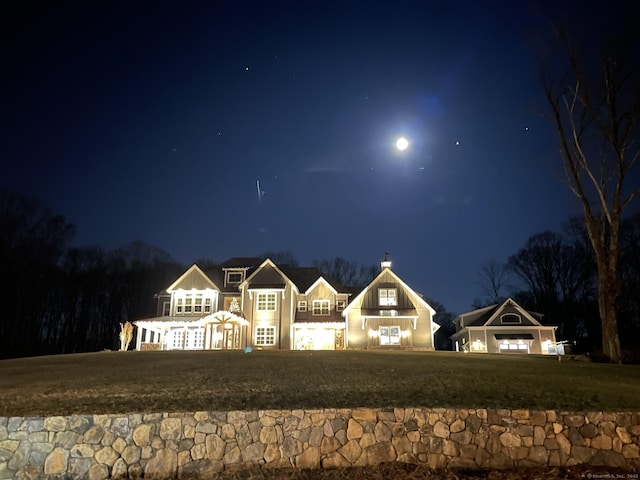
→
(0, 191, 185, 359)
(474, 214, 640, 359)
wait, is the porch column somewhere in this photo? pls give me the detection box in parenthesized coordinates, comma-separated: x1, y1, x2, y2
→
(135, 326, 143, 351)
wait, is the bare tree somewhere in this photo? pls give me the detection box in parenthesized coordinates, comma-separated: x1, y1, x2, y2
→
(476, 259, 508, 305)
(543, 18, 640, 362)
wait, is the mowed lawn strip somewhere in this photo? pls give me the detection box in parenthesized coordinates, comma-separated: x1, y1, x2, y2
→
(1, 350, 639, 417)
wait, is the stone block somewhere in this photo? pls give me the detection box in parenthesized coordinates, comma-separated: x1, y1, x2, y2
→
(321, 436, 342, 455)
(88, 463, 109, 480)
(359, 432, 376, 449)
(427, 453, 447, 469)
(346, 419, 363, 440)
(44, 417, 67, 432)
(84, 426, 105, 445)
(43, 447, 68, 475)
(591, 434, 613, 450)
(338, 439, 361, 463)
(132, 423, 153, 447)
(530, 410, 546, 426)
(205, 434, 225, 460)
(160, 418, 181, 441)
(241, 442, 264, 462)
(433, 421, 449, 439)
(296, 446, 320, 469)
(263, 443, 280, 463)
(528, 445, 548, 464)
(374, 422, 392, 442)
(144, 448, 178, 478)
(392, 436, 412, 456)
(450, 419, 465, 433)
(622, 443, 640, 459)
(95, 446, 119, 466)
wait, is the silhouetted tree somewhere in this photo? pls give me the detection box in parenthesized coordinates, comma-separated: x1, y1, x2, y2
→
(542, 9, 640, 361)
(261, 250, 299, 266)
(476, 259, 509, 305)
(313, 257, 377, 288)
(429, 298, 455, 350)
(0, 190, 75, 358)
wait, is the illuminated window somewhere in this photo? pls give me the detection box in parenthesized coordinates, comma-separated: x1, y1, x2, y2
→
(298, 300, 307, 312)
(257, 293, 277, 311)
(255, 326, 276, 346)
(336, 300, 346, 311)
(379, 326, 400, 345)
(171, 329, 184, 349)
(176, 293, 215, 315)
(378, 288, 397, 306)
(186, 328, 204, 349)
(501, 314, 521, 324)
(312, 300, 330, 315)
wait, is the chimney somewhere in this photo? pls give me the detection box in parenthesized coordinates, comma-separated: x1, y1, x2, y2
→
(380, 252, 392, 270)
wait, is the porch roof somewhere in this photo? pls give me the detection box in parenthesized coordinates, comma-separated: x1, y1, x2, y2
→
(361, 308, 418, 317)
(494, 333, 535, 340)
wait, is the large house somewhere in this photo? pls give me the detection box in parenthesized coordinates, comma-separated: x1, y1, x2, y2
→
(450, 298, 558, 354)
(134, 256, 440, 351)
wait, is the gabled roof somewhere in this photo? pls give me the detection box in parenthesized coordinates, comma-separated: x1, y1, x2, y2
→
(241, 258, 297, 292)
(220, 257, 263, 269)
(454, 298, 544, 328)
(167, 264, 220, 292)
(304, 276, 338, 296)
(341, 267, 436, 316)
(278, 265, 347, 294)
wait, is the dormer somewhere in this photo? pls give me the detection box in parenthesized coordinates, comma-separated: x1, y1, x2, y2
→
(224, 269, 246, 287)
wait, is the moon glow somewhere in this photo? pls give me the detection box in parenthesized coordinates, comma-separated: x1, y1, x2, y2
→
(395, 137, 409, 151)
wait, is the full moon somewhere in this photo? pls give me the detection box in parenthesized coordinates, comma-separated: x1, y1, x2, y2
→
(395, 137, 409, 151)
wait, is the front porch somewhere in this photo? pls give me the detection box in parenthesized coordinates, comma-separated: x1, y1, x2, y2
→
(135, 311, 249, 351)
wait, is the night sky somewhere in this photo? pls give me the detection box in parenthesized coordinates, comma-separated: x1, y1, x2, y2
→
(3, 1, 596, 315)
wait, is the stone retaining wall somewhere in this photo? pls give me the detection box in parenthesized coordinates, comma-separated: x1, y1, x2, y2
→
(1, 408, 639, 479)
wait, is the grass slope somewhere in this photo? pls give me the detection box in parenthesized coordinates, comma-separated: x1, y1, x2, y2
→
(1, 350, 639, 417)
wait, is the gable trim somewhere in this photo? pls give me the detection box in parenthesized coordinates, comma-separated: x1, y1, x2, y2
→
(342, 268, 436, 317)
(483, 298, 543, 327)
(304, 276, 338, 296)
(240, 258, 299, 294)
(167, 264, 220, 292)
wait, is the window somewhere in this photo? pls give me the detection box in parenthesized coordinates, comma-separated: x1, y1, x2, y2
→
(378, 288, 397, 306)
(379, 326, 400, 345)
(176, 293, 215, 315)
(312, 300, 330, 315)
(298, 300, 307, 312)
(336, 300, 346, 311)
(162, 302, 170, 316)
(255, 326, 276, 346)
(226, 271, 243, 284)
(257, 293, 277, 311)
(171, 329, 184, 349)
(186, 328, 204, 349)
(501, 314, 521, 324)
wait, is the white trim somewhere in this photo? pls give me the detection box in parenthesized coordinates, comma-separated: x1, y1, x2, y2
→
(240, 258, 300, 294)
(167, 264, 220, 292)
(304, 276, 338, 296)
(341, 267, 436, 316)
(293, 322, 346, 329)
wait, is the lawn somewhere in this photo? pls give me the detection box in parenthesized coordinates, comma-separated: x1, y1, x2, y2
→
(1, 350, 639, 417)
